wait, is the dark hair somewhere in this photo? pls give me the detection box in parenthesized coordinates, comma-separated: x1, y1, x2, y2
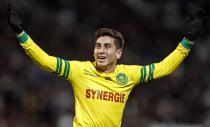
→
(95, 28, 125, 49)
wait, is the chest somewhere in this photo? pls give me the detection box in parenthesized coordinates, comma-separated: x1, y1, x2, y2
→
(71, 68, 134, 92)
(70, 68, 135, 104)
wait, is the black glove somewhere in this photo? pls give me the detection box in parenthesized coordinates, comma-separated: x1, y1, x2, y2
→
(6, 4, 23, 34)
(185, 8, 208, 42)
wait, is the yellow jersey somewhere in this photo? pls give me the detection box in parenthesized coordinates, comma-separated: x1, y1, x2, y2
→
(17, 31, 192, 127)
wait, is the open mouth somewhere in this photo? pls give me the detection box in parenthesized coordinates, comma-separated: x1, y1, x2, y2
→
(97, 56, 106, 62)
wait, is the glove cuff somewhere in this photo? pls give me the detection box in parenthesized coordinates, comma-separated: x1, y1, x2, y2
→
(16, 31, 28, 44)
(13, 25, 23, 34)
(181, 37, 194, 50)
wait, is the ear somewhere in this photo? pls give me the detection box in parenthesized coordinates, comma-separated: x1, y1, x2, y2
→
(116, 49, 122, 59)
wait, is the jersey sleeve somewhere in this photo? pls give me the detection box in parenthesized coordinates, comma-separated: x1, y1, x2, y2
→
(17, 31, 71, 79)
(138, 38, 192, 84)
(124, 65, 141, 86)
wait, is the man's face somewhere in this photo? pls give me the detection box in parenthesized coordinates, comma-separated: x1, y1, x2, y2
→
(94, 36, 122, 70)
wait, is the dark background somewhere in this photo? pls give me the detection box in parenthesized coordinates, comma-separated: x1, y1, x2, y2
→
(0, 0, 210, 127)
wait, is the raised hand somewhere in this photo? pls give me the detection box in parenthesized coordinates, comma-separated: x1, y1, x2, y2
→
(6, 4, 23, 34)
(185, 8, 208, 42)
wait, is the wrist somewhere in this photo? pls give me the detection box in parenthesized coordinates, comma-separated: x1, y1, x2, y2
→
(13, 25, 23, 34)
(180, 37, 194, 50)
(16, 31, 28, 44)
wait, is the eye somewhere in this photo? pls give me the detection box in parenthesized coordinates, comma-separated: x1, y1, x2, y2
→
(105, 44, 111, 49)
(95, 43, 101, 49)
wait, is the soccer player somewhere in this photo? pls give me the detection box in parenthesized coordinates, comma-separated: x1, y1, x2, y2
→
(6, 4, 207, 127)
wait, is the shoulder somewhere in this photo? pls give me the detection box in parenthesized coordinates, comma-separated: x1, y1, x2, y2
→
(69, 60, 93, 68)
(116, 64, 142, 85)
(116, 64, 142, 77)
(117, 64, 141, 71)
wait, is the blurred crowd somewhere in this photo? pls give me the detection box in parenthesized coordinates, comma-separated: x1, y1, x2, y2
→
(0, 0, 210, 127)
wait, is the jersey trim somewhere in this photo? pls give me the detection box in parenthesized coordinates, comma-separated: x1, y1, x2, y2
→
(148, 63, 155, 80)
(180, 37, 193, 50)
(56, 58, 70, 78)
(140, 66, 146, 83)
(56, 57, 62, 74)
(64, 60, 70, 78)
(17, 31, 28, 44)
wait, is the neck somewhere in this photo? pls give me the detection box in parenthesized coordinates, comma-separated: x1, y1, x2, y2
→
(96, 64, 116, 73)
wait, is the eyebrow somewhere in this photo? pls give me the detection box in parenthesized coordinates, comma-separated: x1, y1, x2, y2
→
(96, 42, 112, 45)
(95, 42, 101, 45)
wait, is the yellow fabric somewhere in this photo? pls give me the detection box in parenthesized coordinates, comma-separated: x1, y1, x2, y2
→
(142, 43, 190, 82)
(18, 32, 190, 127)
(20, 35, 56, 72)
(69, 61, 140, 127)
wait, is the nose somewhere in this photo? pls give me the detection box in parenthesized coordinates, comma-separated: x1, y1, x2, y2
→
(98, 46, 105, 53)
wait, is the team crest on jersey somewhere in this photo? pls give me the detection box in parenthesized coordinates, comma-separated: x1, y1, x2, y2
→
(116, 73, 128, 85)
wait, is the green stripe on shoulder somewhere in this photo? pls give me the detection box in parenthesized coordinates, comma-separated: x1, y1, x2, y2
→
(56, 58, 62, 75)
(58, 59, 62, 74)
(56, 58, 59, 73)
(63, 60, 70, 78)
(140, 67, 143, 83)
(66, 61, 70, 78)
(180, 37, 193, 50)
(151, 63, 155, 80)
(143, 66, 146, 83)
(149, 64, 152, 80)
(56, 58, 70, 78)
(149, 63, 155, 80)
(17, 31, 29, 44)
(140, 66, 146, 83)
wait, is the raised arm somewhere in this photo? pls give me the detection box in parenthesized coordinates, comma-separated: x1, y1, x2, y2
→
(151, 38, 191, 80)
(139, 8, 207, 83)
(6, 4, 70, 78)
(139, 39, 190, 83)
(17, 31, 57, 72)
